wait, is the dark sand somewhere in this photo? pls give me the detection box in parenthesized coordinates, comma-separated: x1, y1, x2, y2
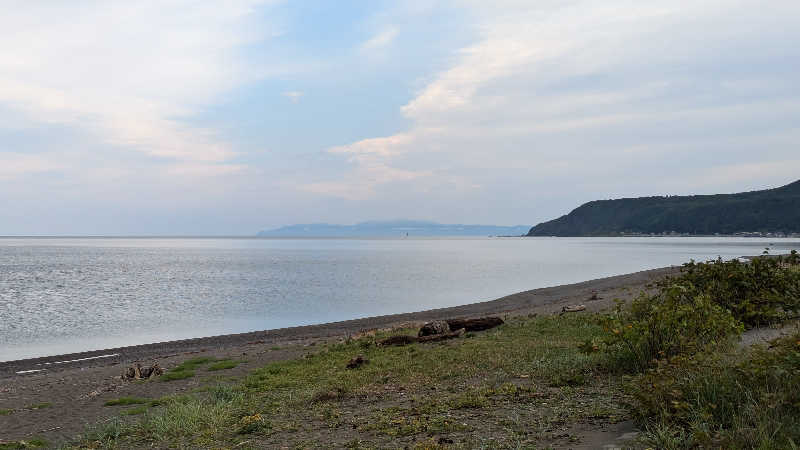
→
(0, 266, 677, 444)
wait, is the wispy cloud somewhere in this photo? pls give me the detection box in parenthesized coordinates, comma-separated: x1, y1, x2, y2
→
(315, 0, 800, 208)
(360, 27, 398, 52)
(0, 0, 279, 166)
(283, 91, 304, 103)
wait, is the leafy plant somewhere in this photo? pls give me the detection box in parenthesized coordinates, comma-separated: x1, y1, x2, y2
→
(670, 251, 800, 327)
(634, 331, 800, 449)
(602, 292, 742, 372)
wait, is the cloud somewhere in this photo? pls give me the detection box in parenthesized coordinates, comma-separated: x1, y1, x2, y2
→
(360, 27, 398, 52)
(283, 91, 304, 103)
(0, 0, 279, 167)
(313, 0, 800, 212)
(0, 153, 62, 180)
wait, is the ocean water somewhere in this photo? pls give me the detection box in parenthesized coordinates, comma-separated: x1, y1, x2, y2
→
(1, 236, 799, 361)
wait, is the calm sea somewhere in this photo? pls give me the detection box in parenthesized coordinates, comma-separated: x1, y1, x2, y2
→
(2, 237, 799, 361)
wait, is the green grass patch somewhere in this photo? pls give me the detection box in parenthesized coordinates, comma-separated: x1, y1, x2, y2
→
(207, 359, 242, 371)
(104, 397, 149, 407)
(25, 402, 51, 410)
(174, 356, 217, 371)
(0, 408, 12, 415)
(0, 438, 48, 449)
(158, 356, 220, 381)
(159, 369, 195, 382)
(122, 406, 148, 416)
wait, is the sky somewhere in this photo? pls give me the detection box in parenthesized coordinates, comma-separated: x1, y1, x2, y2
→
(1, 0, 799, 235)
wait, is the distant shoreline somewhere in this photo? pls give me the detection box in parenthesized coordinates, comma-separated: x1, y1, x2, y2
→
(3, 234, 800, 239)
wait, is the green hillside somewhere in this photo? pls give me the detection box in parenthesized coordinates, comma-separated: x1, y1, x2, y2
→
(528, 180, 800, 236)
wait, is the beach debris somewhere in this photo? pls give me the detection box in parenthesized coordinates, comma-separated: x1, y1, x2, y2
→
(121, 362, 163, 380)
(418, 317, 504, 337)
(378, 335, 418, 346)
(445, 317, 504, 332)
(561, 304, 586, 314)
(379, 328, 466, 347)
(419, 328, 466, 342)
(346, 355, 369, 369)
(379, 316, 502, 347)
(418, 320, 451, 337)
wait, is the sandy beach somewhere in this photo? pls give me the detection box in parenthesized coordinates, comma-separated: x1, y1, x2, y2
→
(0, 266, 677, 444)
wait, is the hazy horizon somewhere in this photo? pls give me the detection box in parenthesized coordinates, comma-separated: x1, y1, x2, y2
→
(2, 1, 799, 235)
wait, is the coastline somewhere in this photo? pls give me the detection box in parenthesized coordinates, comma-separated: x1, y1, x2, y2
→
(0, 266, 677, 444)
(0, 266, 676, 379)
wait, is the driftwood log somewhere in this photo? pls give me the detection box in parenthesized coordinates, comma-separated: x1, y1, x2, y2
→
(419, 327, 465, 342)
(378, 328, 466, 347)
(418, 320, 450, 337)
(445, 317, 504, 332)
(122, 362, 163, 380)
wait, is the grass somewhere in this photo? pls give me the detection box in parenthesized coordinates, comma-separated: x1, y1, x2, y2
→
(159, 370, 195, 382)
(122, 406, 148, 416)
(104, 397, 149, 407)
(0, 408, 12, 415)
(158, 356, 218, 381)
(0, 439, 48, 449)
(25, 403, 51, 410)
(207, 359, 242, 371)
(70, 314, 620, 448)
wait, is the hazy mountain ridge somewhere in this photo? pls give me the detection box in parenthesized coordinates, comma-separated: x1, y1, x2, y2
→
(258, 220, 529, 237)
(528, 180, 800, 237)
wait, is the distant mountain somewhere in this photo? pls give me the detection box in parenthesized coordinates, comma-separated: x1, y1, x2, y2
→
(528, 180, 800, 237)
(258, 220, 529, 237)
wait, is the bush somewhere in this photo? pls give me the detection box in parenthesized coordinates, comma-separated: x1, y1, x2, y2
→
(602, 291, 742, 372)
(664, 251, 800, 327)
(602, 252, 800, 372)
(634, 331, 800, 449)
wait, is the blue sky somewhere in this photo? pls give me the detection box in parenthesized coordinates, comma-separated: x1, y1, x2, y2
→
(1, 0, 799, 234)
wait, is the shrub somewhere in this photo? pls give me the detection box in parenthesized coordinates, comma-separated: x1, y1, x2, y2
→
(603, 252, 800, 372)
(602, 291, 742, 372)
(634, 331, 800, 449)
(663, 251, 800, 327)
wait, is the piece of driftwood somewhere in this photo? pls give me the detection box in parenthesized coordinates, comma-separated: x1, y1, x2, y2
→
(378, 335, 419, 346)
(445, 317, 504, 332)
(561, 304, 586, 313)
(122, 362, 163, 380)
(379, 328, 466, 347)
(346, 355, 369, 369)
(418, 328, 465, 342)
(418, 320, 450, 337)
